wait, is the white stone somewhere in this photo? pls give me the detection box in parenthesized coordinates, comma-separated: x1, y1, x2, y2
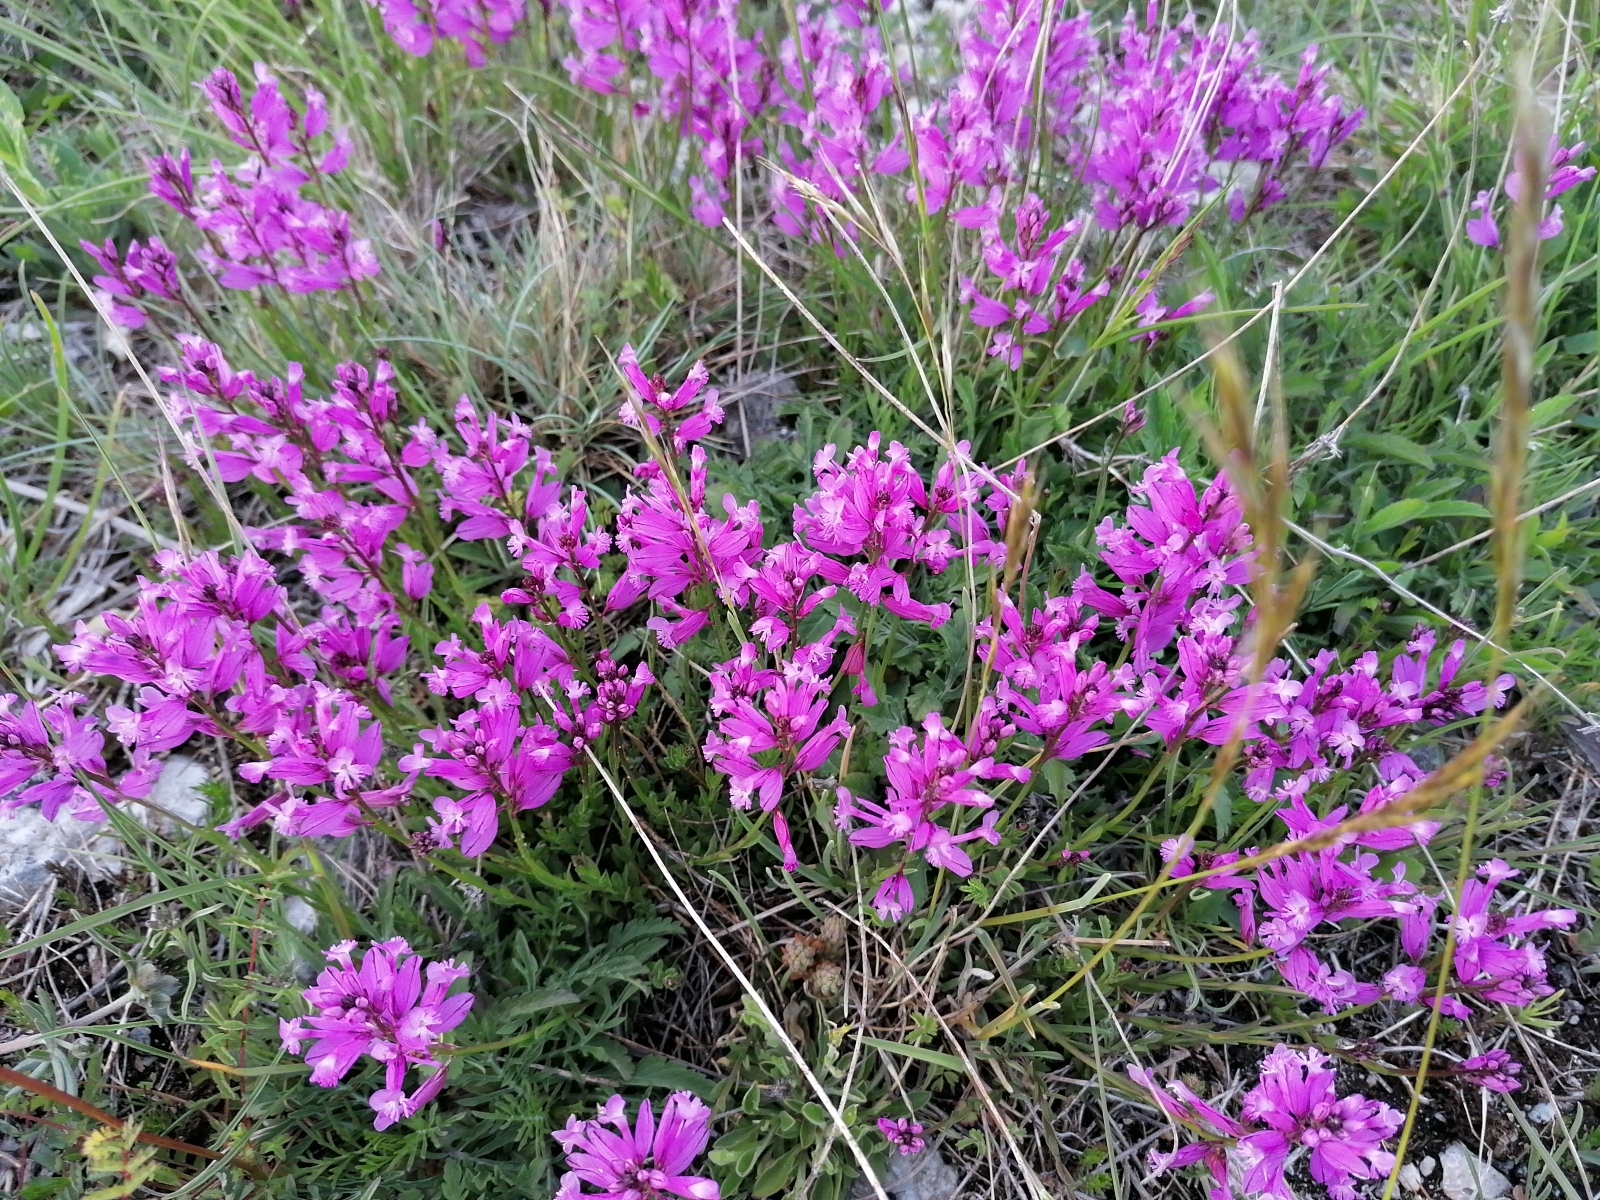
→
(1421, 1156, 1437, 1178)
(1529, 1101, 1559, 1123)
(0, 807, 121, 902)
(1440, 1143, 1511, 1200)
(848, 1150, 961, 1200)
(284, 896, 319, 934)
(132, 756, 211, 834)
(1399, 1163, 1424, 1192)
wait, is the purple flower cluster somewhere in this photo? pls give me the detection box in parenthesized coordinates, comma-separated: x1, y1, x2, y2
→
(0, 692, 136, 822)
(366, 0, 526, 64)
(280, 938, 473, 1129)
(25, 334, 1557, 1029)
(836, 714, 1011, 917)
(403, 604, 581, 855)
(553, 1091, 720, 1200)
(11, 302, 1561, 1158)
(683, 422, 1024, 877)
(81, 237, 182, 330)
(98, 65, 376, 327)
(1134, 1045, 1401, 1200)
(877, 1115, 925, 1155)
(769, 9, 899, 246)
(1468, 139, 1595, 249)
(554, 0, 1359, 368)
(29, 337, 436, 841)
(1084, 460, 1576, 1030)
(959, 193, 1109, 368)
(558, 0, 774, 226)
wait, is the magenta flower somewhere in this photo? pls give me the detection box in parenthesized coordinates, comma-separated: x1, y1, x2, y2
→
(1074, 450, 1254, 671)
(742, 542, 838, 651)
(608, 446, 764, 646)
(1129, 1062, 1245, 1200)
(877, 1116, 925, 1155)
(769, 15, 897, 245)
(1381, 963, 1426, 1004)
(702, 654, 850, 813)
(80, 236, 181, 328)
(1449, 858, 1576, 1007)
(367, 0, 436, 55)
(435, 0, 527, 65)
(958, 194, 1106, 367)
(1468, 139, 1594, 249)
(1389, 626, 1515, 724)
(1215, 42, 1364, 220)
(1458, 1048, 1522, 1093)
(872, 872, 914, 922)
(1135, 1046, 1402, 1200)
(425, 604, 570, 699)
(1278, 946, 1381, 1014)
(0, 693, 125, 821)
(395, 542, 435, 601)
(996, 622, 1127, 762)
(428, 396, 561, 542)
(553, 1091, 720, 1200)
(617, 346, 726, 455)
(405, 705, 574, 856)
(557, 0, 651, 93)
(1130, 286, 1215, 344)
(279, 938, 473, 1130)
(1254, 847, 1414, 958)
(1238, 1046, 1401, 1200)
(791, 433, 1011, 628)
(834, 712, 1018, 901)
(145, 67, 376, 296)
(507, 486, 612, 628)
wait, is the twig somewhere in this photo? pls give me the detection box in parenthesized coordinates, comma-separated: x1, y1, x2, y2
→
(0, 1063, 264, 1175)
(1409, 474, 1600, 566)
(0, 477, 176, 550)
(0, 992, 136, 1055)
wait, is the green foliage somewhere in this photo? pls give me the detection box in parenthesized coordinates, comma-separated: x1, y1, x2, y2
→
(0, 0, 1598, 1196)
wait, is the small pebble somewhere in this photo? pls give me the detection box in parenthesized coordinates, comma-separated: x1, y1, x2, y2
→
(1528, 1101, 1558, 1123)
(1441, 1142, 1511, 1200)
(1399, 1163, 1424, 1192)
(285, 896, 319, 934)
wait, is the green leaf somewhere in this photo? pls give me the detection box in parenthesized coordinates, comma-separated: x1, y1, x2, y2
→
(1360, 497, 1428, 535)
(1531, 393, 1579, 429)
(1037, 757, 1076, 799)
(1413, 500, 1491, 520)
(499, 987, 582, 1019)
(712, 1122, 763, 1156)
(1361, 497, 1489, 537)
(751, 1147, 801, 1198)
(859, 1036, 965, 1072)
(628, 1055, 712, 1095)
(21, 1178, 71, 1199)
(0, 79, 46, 202)
(1344, 431, 1435, 469)
(733, 1144, 765, 1178)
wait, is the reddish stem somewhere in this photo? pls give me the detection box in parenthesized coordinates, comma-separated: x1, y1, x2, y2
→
(0, 1065, 269, 1179)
